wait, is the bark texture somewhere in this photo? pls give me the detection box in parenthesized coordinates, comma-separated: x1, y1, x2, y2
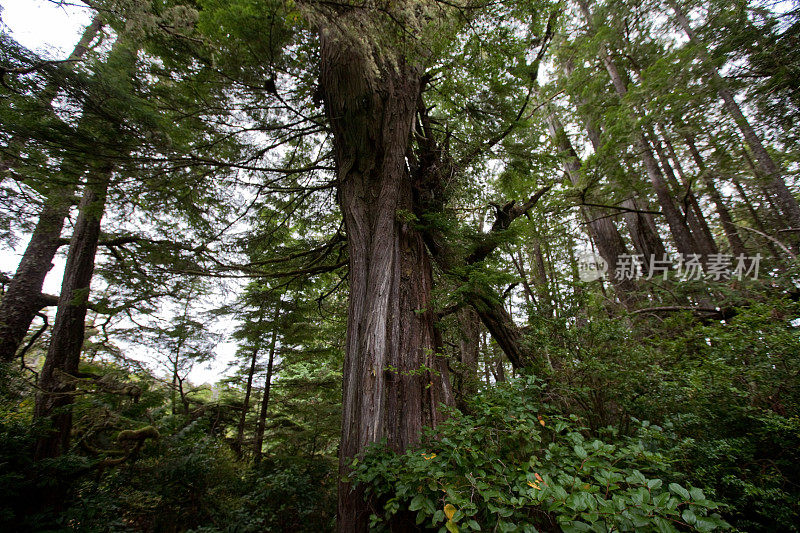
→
(319, 22, 452, 532)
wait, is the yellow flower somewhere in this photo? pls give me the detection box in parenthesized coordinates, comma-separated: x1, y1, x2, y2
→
(422, 453, 437, 460)
(527, 480, 541, 490)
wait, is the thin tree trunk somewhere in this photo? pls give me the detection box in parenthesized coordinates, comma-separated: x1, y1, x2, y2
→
(648, 128, 718, 257)
(171, 367, 178, 415)
(563, 60, 667, 264)
(667, 0, 800, 235)
(0, 18, 105, 362)
(577, 0, 699, 257)
(639, 126, 699, 256)
(253, 310, 279, 466)
(673, 127, 747, 256)
(33, 167, 112, 460)
(234, 345, 259, 460)
(531, 241, 552, 315)
(733, 178, 783, 259)
(740, 148, 785, 227)
(493, 343, 506, 383)
(511, 251, 535, 307)
(544, 107, 637, 303)
(454, 307, 480, 408)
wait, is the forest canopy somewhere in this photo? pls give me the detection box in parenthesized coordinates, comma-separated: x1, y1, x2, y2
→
(1, 0, 799, 531)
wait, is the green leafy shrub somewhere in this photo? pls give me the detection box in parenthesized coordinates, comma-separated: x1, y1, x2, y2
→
(353, 377, 728, 532)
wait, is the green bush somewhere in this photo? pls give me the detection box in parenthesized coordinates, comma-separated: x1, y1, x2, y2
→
(353, 377, 729, 532)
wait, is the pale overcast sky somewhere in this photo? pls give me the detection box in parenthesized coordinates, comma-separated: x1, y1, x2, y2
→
(0, 0, 237, 385)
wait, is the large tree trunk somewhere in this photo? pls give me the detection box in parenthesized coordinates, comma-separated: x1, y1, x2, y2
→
(0, 18, 105, 362)
(0, 193, 72, 362)
(319, 26, 452, 532)
(667, 0, 800, 235)
(33, 168, 112, 460)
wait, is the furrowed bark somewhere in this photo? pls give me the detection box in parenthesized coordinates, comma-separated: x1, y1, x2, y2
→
(319, 22, 452, 532)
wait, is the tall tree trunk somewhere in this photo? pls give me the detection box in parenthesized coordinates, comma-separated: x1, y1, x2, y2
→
(577, 0, 699, 257)
(253, 312, 279, 466)
(647, 128, 718, 257)
(0, 18, 105, 362)
(0, 15, 103, 175)
(0, 192, 72, 362)
(667, 0, 800, 235)
(543, 107, 637, 303)
(531, 241, 552, 315)
(171, 365, 179, 416)
(739, 148, 786, 228)
(234, 345, 259, 460)
(732, 178, 783, 260)
(319, 26, 452, 532)
(620, 198, 668, 265)
(563, 61, 667, 264)
(639, 128, 699, 256)
(33, 167, 112, 460)
(673, 128, 747, 256)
